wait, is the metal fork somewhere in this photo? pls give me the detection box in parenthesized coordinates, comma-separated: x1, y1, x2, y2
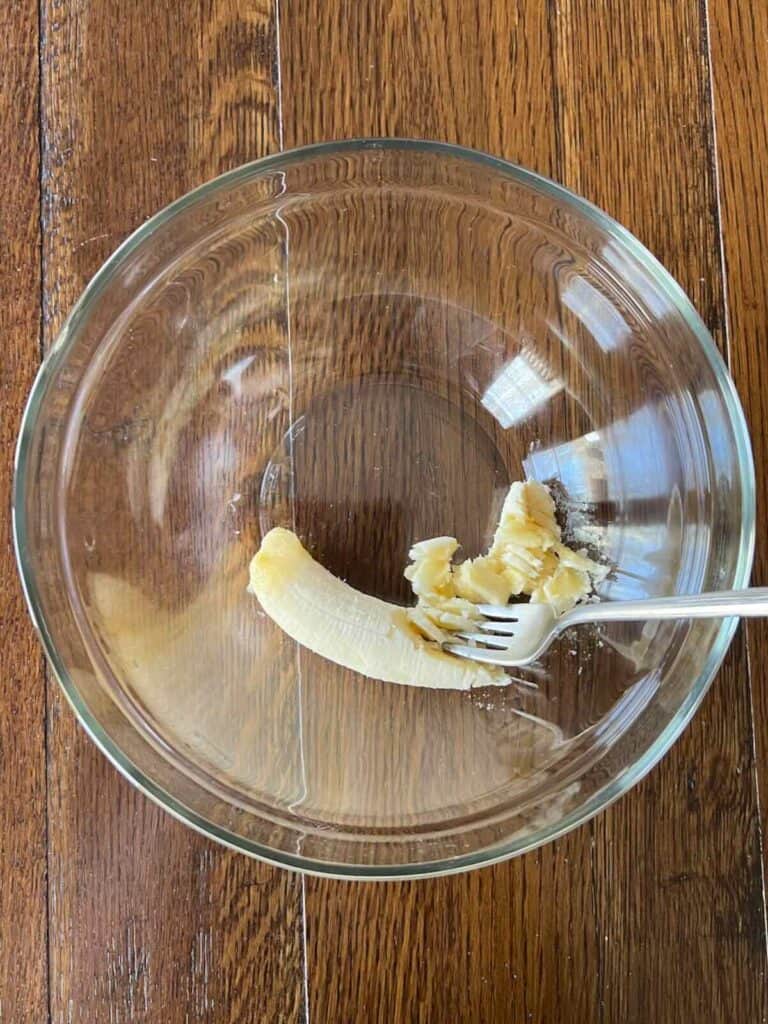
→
(443, 588, 768, 667)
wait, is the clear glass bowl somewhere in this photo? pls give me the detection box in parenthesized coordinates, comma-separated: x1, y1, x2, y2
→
(14, 140, 754, 878)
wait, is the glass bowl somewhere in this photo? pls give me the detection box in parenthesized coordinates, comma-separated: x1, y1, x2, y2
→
(14, 140, 754, 878)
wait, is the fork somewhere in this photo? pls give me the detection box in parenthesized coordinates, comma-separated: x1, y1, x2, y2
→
(443, 588, 768, 667)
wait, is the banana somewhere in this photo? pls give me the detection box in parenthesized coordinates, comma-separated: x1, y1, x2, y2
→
(248, 482, 606, 690)
(248, 527, 506, 690)
(407, 481, 607, 624)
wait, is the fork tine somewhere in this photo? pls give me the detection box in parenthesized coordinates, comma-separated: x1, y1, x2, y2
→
(443, 642, 520, 665)
(477, 604, 521, 619)
(476, 619, 518, 635)
(453, 631, 511, 649)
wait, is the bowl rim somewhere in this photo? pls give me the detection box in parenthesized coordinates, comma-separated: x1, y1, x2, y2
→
(13, 137, 756, 880)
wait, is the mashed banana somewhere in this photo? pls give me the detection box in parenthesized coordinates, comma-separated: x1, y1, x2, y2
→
(406, 480, 606, 642)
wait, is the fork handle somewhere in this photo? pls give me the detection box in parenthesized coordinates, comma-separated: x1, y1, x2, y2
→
(559, 587, 768, 627)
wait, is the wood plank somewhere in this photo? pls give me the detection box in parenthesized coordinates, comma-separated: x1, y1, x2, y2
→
(280, 4, 606, 1022)
(41, 1, 306, 1021)
(551, 2, 767, 1019)
(0, 3, 48, 1021)
(280, 0, 559, 177)
(709, 0, 768, 860)
(280, 0, 767, 1020)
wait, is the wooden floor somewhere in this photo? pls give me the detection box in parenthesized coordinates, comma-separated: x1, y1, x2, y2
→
(2, 0, 768, 1020)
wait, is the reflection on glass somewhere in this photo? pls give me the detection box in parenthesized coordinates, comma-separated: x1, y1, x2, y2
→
(599, 240, 672, 319)
(561, 275, 631, 352)
(482, 352, 562, 428)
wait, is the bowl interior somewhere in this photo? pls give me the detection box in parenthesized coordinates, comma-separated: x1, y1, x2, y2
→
(17, 142, 752, 873)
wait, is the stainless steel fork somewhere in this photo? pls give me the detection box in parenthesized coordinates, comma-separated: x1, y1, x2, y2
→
(443, 588, 768, 667)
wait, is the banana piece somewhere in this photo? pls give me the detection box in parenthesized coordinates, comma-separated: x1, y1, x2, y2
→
(406, 480, 607, 627)
(248, 528, 506, 690)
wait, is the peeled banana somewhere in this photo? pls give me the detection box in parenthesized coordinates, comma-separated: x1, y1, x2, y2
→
(248, 527, 507, 690)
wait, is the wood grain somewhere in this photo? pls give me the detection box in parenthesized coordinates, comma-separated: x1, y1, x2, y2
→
(280, 1, 768, 1021)
(550, 2, 767, 1019)
(709, 0, 768, 859)
(280, 4, 605, 1021)
(3, 0, 768, 1019)
(0, 2, 48, 1021)
(40, 1, 305, 1021)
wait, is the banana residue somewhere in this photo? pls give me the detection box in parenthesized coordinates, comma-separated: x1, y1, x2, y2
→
(405, 480, 607, 644)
